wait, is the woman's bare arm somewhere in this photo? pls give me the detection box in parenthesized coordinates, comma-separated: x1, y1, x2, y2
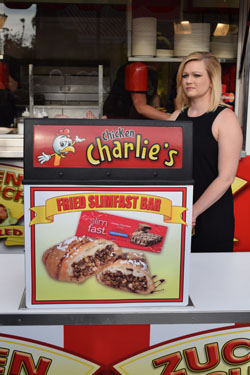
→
(131, 93, 171, 120)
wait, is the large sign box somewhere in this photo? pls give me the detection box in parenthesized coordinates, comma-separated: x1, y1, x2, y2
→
(23, 119, 193, 308)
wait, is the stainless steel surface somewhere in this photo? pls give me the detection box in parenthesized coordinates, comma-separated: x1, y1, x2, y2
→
(127, 0, 132, 58)
(36, 92, 100, 102)
(4, 312, 250, 326)
(238, 1, 250, 151)
(29, 64, 34, 117)
(234, 0, 247, 117)
(32, 67, 109, 111)
(98, 64, 103, 118)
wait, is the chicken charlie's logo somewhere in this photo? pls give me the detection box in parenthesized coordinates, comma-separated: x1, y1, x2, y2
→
(37, 129, 85, 166)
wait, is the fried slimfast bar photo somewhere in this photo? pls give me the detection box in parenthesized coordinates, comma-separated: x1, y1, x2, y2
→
(96, 252, 155, 295)
(42, 235, 122, 283)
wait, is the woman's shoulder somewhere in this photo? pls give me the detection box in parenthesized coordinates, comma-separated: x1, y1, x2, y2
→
(216, 106, 239, 122)
(213, 106, 242, 136)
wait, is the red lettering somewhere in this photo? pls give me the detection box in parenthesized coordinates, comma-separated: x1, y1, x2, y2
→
(223, 339, 250, 364)
(125, 196, 132, 209)
(88, 195, 95, 208)
(68, 197, 74, 209)
(57, 196, 86, 211)
(13, 229, 23, 236)
(56, 198, 64, 211)
(131, 196, 139, 209)
(73, 196, 86, 209)
(8, 351, 51, 375)
(118, 195, 126, 208)
(153, 352, 186, 375)
(113, 195, 119, 207)
(139, 196, 160, 212)
(147, 198, 155, 210)
(0, 228, 23, 236)
(154, 198, 161, 212)
(184, 343, 219, 371)
(63, 198, 70, 210)
(103, 195, 113, 207)
(140, 197, 147, 210)
(229, 369, 241, 375)
(0, 348, 9, 375)
(14, 189, 24, 203)
(0, 171, 4, 184)
(5, 172, 23, 187)
(2, 187, 15, 200)
(94, 195, 102, 208)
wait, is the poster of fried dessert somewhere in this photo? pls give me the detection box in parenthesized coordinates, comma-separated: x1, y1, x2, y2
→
(24, 185, 192, 307)
(23, 119, 193, 308)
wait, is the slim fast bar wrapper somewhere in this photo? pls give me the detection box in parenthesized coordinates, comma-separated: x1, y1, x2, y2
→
(76, 211, 167, 253)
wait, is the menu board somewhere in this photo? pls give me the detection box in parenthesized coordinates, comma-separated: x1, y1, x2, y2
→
(24, 184, 192, 307)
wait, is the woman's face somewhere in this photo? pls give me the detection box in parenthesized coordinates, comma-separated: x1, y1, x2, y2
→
(181, 60, 211, 101)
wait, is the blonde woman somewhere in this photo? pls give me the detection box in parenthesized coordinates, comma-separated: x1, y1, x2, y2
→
(169, 52, 242, 252)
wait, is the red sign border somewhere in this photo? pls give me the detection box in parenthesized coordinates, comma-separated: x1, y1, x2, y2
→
(29, 186, 188, 305)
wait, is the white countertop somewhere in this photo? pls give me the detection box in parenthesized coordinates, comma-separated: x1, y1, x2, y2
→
(1, 252, 250, 324)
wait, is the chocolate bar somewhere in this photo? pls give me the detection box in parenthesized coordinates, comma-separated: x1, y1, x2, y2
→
(130, 224, 162, 246)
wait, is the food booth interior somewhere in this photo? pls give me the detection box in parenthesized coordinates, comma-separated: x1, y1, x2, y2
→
(1, 1, 250, 374)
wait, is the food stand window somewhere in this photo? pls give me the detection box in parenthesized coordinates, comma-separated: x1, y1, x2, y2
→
(0, 1, 248, 148)
(0, 0, 243, 117)
(0, 1, 128, 119)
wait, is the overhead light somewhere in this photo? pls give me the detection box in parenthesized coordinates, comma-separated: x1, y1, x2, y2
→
(213, 23, 229, 36)
(174, 21, 192, 34)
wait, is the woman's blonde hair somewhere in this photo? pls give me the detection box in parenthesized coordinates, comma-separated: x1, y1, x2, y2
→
(175, 51, 223, 112)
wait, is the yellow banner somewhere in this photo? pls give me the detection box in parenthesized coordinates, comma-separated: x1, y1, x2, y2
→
(0, 225, 24, 246)
(30, 193, 187, 226)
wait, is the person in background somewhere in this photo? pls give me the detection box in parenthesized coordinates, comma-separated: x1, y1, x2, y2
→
(0, 61, 17, 127)
(103, 61, 171, 120)
(169, 51, 242, 252)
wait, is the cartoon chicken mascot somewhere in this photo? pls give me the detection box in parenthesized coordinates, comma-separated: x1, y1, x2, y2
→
(37, 129, 85, 166)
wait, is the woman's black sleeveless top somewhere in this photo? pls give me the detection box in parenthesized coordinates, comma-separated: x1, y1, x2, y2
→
(177, 106, 234, 252)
